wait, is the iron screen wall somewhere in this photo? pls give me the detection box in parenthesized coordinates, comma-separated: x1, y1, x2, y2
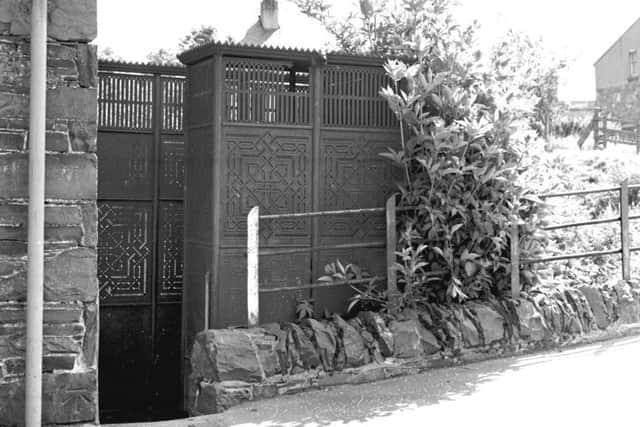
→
(181, 43, 401, 343)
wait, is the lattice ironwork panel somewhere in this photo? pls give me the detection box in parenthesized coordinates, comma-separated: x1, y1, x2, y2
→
(98, 202, 152, 303)
(222, 127, 312, 246)
(98, 72, 154, 131)
(320, 130, 400, 241)
(224, 59, 310, 125)
(158, 202, 183, 300)
(161, 77, 185, 133)
(159, 140, 185, 200)
(323, 65, 396, 128)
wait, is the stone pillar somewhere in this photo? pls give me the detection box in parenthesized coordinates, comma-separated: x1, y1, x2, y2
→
(0, 0, 98, 425)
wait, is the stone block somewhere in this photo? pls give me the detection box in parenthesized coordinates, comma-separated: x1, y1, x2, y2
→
(452, 307, 480, 347)
(44, 130, 70, 152)
(81, 202, 98, 248)
(43, 354, 76, 372)
(578, 285, 610, 329)
(389, 319, 422, 358)
(47, 87, 97, 122)
(333, 315, 368, 368)
(76, 44, 97, 88)
(0, 130, 24, 151)
(301, 318, 337, 371)
(69, 120, 97, 152)
(515, 299, 549, 341)
(358, 311, 394, 357)
(284, 323, 321, 370)
(193, 330, 263, 383)
(82, 302, 98, 367)
(44, 248, 97, 302)
(246, 329, 280, 378)
(467, 302, 505, 344)
(43, 370, 97, 424)
(0, 91, 29, 117)
(0, 152, 97, 200)
(0, 0, 97, 42)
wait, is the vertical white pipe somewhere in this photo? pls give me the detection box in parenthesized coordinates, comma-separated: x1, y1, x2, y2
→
(247, 207, 260, 327)
(26, 0, 47, 426)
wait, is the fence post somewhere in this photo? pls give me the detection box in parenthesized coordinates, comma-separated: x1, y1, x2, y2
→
(247, 206, 260, 327)
(635, 125, 639, 155)
(593, 108, 600, 149)
(386, 194, 398, 299)
(510, 223, 520, 299)
(602, 113, 608, 149)
(620, 180, 631, 281)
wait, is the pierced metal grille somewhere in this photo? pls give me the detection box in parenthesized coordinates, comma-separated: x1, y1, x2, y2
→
(322, 65, 396, 129)
(98, 72, 154, 131)
(161, 77, 185, 133)
(224, 59, 311, 125)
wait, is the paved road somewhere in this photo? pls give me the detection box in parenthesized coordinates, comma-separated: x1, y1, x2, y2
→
(221, 336, 640, 427)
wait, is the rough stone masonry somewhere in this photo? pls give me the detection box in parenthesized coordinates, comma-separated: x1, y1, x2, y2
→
(0, 1, 99, 425)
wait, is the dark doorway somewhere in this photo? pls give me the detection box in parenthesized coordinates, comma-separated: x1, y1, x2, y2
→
(96, 62, 186, 422)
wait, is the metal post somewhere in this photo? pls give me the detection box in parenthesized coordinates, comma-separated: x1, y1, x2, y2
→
(26, 0, 47, 425)
(592, 108, 600, 149)
(386, 194, 398, 297)
(247, 207, 260, 327)
(620, 180, 631, 280)
(510, 224, 520, 299)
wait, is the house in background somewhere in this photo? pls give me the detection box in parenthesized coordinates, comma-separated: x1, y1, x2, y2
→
(595, 17, 640, 124)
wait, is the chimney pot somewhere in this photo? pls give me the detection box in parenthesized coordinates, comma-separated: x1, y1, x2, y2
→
(260, 0, 280, 31)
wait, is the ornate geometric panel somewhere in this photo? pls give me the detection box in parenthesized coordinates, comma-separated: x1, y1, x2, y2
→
(320, 131, 400, 241)
(158, 202, 183, 299)
(159, 140, 185, 200)
(97, 132, 154, 200)
(98, 202, 152, 303)
(223, 127, 312, 245)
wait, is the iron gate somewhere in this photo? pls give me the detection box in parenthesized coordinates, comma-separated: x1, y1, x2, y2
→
(96, 62, 185, 422)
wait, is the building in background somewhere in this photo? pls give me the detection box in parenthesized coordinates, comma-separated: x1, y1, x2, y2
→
(595, 17, 640, 124)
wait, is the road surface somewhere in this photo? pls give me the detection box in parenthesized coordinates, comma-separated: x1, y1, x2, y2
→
(221, 335, 640, 427)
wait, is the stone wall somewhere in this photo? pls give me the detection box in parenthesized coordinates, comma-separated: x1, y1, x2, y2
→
(189, 281, 640, 415)
(597, 78, 640, 124)
(0, 1, 98, 425)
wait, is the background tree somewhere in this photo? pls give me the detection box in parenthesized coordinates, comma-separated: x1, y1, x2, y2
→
(98, 46, 124, 62)
(145, 24, 220, 66)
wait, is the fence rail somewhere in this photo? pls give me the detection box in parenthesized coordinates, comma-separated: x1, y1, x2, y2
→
(247, 181, 639, 325)
(511, 180, 638, 297)
(246, 196, 400, 327)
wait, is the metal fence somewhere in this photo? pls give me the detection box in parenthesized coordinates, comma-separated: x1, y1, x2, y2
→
(244, 195, 401, 326)
(511, 180, 640, 297)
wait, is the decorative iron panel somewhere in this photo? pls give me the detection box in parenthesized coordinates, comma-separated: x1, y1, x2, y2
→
(161, 77, 185, 133)
(97, 132, 154, 200)
(158, 202, 183, 300)
(319, 130, 400, 242)
(159, 139, 185, 200)
(224, 59, 311, 125)
(98, 202, 152, 303)
(98, 72, 154, 131)
(322, 65, 396, 128)
(222, 126, 312, 246)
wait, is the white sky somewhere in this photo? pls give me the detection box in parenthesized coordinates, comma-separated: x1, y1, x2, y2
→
(96, 0, 640, 101)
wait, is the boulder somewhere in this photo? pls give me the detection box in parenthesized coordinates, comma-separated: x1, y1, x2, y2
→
(452, 307, 481, 347)
(333, 315, 368, 368)
(577, 285, 609, 329)
(192, 330, 263, 383)
(358, 311, 394, 357)
(389, 320, 423, 358)
(515, 299, 549, 341)
(467, 302, 505, 344)
(301, 318, 337, 371)
(283, 323, 321, 370)
(613, 281, 640, 323)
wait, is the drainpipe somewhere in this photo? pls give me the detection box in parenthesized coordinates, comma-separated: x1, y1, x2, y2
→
(25, 0, 47, 426)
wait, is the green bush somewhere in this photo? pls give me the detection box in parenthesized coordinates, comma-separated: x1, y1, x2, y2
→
(379, 58, 545, 305)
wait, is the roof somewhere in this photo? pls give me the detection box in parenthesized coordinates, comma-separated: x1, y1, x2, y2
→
(594, 16, 640, 65)
(178, 40, 395, 67)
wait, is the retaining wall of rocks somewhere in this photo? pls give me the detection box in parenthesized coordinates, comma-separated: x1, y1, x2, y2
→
(0, 1, 98, 425)
(189, 281, 640, 415)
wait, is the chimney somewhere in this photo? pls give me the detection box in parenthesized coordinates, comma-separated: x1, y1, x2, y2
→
(260, 0, 280, 31)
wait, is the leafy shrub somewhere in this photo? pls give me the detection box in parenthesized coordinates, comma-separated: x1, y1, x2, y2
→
(379, 58, 545, 305)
